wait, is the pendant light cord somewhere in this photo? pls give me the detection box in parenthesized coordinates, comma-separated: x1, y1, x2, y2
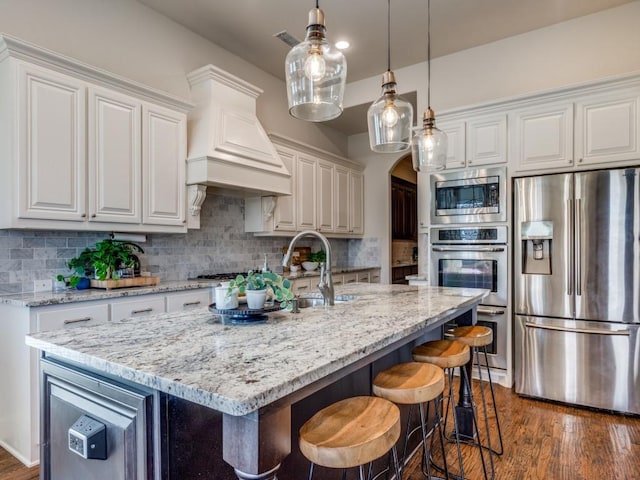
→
(427, 0, 432, 109)
(316, 0, 319, 8)
(387, 0, 391, 72)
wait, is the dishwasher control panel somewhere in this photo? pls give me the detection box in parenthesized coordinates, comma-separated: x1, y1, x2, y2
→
(68, 415, 107, 460)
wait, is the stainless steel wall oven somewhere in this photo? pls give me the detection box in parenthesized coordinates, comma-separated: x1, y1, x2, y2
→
(430, 167, 507, 224)
(431, 226, 508, 370)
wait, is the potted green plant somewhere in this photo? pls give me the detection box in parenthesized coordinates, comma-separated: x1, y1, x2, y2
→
(60, 240, 144, 287)
(309, 249, 326, 264)
(227, 270, 294, 310)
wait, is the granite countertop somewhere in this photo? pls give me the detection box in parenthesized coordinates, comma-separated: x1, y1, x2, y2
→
(26, 284, 487, 416)
(0, 280, 216, 308)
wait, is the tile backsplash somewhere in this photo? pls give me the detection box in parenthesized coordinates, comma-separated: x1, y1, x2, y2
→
(0, 190, 379, 294)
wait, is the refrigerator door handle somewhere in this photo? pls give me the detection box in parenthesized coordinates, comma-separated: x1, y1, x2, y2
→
(567, 199, 573, 296)
(524, 322, 630, 336)
(575, 198, 582, 297)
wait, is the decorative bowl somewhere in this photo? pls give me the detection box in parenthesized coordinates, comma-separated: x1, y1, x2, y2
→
(302, 261, 319, 271)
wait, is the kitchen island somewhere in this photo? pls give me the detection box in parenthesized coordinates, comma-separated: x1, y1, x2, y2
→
(26, 284, 486, 479)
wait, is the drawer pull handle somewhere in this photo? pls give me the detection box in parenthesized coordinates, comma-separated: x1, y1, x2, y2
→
(183, 301, 201, 307)
(297, 285, 309, 290)
(64, 317, 92, 325)
(347, 279, 357, 283)
(132, 307, 154, 314)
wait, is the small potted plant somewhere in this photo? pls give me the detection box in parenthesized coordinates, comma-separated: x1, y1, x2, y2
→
(227, 270, 294, 310)
(59, 239, 144, 288)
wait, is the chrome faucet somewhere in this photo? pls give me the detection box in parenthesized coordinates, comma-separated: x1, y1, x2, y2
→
(282, 230, 334, 306)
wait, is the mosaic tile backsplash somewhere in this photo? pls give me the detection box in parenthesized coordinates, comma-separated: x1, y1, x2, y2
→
(0, 191, 380, 295)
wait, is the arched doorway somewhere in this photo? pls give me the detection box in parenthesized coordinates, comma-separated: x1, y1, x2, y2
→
(389, 154, 418, 284)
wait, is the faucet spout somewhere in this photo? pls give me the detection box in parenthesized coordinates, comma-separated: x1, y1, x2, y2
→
(283, 230, 334, 306)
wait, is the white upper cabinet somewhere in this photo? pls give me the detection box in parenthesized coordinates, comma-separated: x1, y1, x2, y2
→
(575, 89, 640, 166)
(510, 102, 574, 172)
(244, 135, 364, 237)
(296, 153, 317, 231)
(0, 34, 192, 232)
(466, 113, 508, 166)
(88, 86, 142, 223)
(17, 62, 86, 222)
(316, 159, 335, 233)
(439, 120, 466, 170)
(142, 104, 186, 227)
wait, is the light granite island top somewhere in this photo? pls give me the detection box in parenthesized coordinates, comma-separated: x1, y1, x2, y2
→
(26, 283, 487, 480)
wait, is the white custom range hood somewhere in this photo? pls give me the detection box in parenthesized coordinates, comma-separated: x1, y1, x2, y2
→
(186, 65, 291, 196)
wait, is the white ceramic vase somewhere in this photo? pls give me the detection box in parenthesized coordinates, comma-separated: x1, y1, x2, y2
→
(246, 289, 267, 309)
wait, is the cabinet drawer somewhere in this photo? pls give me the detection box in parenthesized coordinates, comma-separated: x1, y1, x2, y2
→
(111, 296, 165, 321)
(357, 271, 370, 283)
(342, 273, 358, 285)
(370, 270, 381, 283)
(292, 278, 313, 293)
(166, 290, 211, 312)
(36, 304, 109, 332)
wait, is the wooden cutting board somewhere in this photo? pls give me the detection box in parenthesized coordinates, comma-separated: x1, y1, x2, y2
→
(90, 276, 160, 290)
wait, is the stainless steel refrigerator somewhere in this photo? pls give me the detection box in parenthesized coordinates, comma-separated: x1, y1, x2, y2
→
(514, 168, 640, 415)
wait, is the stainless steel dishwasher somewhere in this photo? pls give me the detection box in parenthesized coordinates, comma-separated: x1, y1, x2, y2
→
(40, 356, 161, 480)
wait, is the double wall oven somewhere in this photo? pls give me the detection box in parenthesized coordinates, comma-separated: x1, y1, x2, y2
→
(429, 167, 509, 372)
(430, 226, 508, 370)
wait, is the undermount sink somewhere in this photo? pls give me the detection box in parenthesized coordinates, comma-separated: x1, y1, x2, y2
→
(297, 294, 357, 308)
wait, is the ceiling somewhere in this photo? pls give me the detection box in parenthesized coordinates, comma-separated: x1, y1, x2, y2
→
(137, 0, 633, 135)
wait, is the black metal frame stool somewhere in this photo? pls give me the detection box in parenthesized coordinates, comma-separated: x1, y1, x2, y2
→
(372, 361, 449, 479)
(413, 339, 492, 480)
(451, 325, 504, 457)
(299, 396, 402, 480)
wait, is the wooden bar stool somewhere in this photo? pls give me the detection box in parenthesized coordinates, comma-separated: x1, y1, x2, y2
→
(413, 339, 492, 480)
(451, 325, 503, 456)
(372, 362, 449, 479)
(299, 396, 402, 480)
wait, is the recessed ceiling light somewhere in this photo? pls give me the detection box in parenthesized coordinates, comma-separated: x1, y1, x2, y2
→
(335, 40, 350, 50)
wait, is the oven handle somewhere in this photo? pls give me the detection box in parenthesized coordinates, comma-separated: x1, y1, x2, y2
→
(432, 246, 506, 253)
(477, 307, 505, 316)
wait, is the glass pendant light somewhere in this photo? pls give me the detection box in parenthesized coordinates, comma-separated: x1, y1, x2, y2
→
(367, 0, 413, 153)
(285, 1, 347, 122)
(411, 0, 447, 171)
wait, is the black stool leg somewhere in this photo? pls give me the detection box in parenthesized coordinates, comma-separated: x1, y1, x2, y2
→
(473, 348, 496, 478)
(481, 346, 504, 455)
(460, 366, 493, 480)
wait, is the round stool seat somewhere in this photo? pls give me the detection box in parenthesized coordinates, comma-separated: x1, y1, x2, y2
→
(373, 362, 445, 405)
(412, 339, 470, 369)
(299, 396, 401, 469)
(451, 325, 493, 347)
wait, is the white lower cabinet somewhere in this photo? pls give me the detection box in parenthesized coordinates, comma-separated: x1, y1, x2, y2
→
(291, 277, 313, 293)
(166, 289, 212, 312)
(111, 295, 166, 322)
(0, 286, 211, 466)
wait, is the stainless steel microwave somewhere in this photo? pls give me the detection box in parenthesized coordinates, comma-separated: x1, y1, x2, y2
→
(430, 167, 507, 224)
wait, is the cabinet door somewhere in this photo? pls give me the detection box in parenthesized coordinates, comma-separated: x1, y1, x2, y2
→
(406, 184, 417, 240)
(111, 296, 166, 321)
(292, 277, 313, 294)
(88, 86, 142, 223)
(273, 148, 296, 232)
(17, 63, 86, 221)
(317, 160, 334, 232)
(349, 171, 364, 235)
(296, 154, 317, 230)
(370, 269, 381, 283)
(36, 304, 109, 332)
(510, 102, 574, 172)
(466, 113, 507, 166)
(166, 290, 211, 312)
(357, 271, 370, 283)
(334, 165, 350, 234)
(439, 120, 466, 170)
(417, 170, 429, 232)
(575, 91, 640, 166)
(342, 272, 358, 286)
(142, 104, 187, 226)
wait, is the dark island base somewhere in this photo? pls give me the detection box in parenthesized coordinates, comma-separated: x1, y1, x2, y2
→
(167, 328, 447, 479)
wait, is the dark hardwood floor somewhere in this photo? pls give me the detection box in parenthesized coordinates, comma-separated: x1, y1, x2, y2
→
(1, 384, 638, 480)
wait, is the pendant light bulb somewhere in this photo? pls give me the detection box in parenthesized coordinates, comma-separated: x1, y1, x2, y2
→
(285, 5, 347, 122)
(381, 100, 400, 128)
(304, 48, 326, 81)
(366, 0, 413, 153)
